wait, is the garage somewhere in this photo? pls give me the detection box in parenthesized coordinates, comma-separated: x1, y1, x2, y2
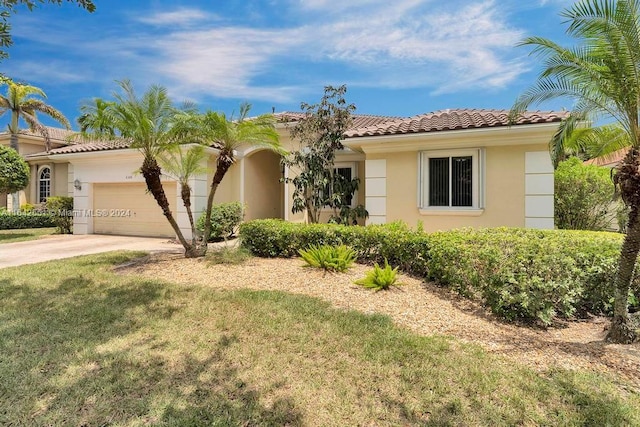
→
(93, 182, 177, 238)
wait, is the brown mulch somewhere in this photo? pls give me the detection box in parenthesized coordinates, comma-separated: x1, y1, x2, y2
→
(120, 253, 640, 389)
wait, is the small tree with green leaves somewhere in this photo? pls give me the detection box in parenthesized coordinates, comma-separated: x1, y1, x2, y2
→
(555, 157, 618, 231)
(283, 85, 367, 224)
(0, 145, 28, 195)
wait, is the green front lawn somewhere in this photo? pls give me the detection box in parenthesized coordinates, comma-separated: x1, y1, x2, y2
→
(0, 227, 56, 243)
(0, 252, 638, 426)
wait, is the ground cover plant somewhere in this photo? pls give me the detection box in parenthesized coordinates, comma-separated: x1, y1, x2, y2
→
(354, 259, 403, 291)
(240, 220, 639, 326)
(0, 252, 639, 425)
(299, 244, 356, 272)
(0, 226, 55, 243)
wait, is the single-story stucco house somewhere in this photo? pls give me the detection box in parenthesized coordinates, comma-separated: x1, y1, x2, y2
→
(0, 108, 567, 238)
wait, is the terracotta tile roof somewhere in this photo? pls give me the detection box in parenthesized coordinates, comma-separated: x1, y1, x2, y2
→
(274, 111, 400, 130)
(584, 147, 628, 167)
(344, 109, 570, 138)
(26, 139, 132, 157)
(13, 127, 77, 144)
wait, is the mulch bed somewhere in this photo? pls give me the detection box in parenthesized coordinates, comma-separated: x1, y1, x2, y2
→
(120, 253, 640, 389)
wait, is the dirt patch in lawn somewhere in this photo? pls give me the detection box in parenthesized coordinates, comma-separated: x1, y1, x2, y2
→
(122, 253, 640, 389)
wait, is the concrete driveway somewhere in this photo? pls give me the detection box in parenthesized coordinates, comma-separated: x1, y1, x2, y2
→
(0, 234, 183, 268)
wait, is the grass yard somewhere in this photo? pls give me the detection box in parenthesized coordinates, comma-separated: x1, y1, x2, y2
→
(1, 252, 639, 426)
(0, 227, 56, 243)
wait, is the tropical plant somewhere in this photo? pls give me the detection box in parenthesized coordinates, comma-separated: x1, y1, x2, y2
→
(283, 85, 367, 224)
(0, 80, 70, 212)
(555, 157, 618, 230)
(158, 144, 208, 246)
(80, 80, 199, 256)
(354, 259, 404, 291)
(0, 144, 28, 194)
(196, 201, 244, 242)
(186, 103, 282, 254)
(0, 80, 70, 151)
(299, 244, 356, 272)
(511, 0, 640, 342)
(45, 195, 73, 234)
(77, 98, 117, 137)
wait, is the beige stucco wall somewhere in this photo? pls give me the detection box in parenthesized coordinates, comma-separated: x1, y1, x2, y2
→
(208, 157, 240, 204)
(243, 149, 283, 221)
(367, 143, 546, 232)
(54, 163, 69, 197)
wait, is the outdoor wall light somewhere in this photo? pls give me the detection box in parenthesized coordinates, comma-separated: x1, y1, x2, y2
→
(74, 179, 82, 191)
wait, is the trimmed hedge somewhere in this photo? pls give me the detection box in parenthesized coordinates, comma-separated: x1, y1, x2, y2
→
(239, 219, 638, 325)
(0, 212, 55, 229)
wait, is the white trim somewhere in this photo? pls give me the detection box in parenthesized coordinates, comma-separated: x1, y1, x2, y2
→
(345, 123, 561, 154)
(419, 208, 484, 216)
(418, 148, 483, 211)
(365, 159, 387, 225)
(284, 163, 290, 221)
(37, 165, 52, 203)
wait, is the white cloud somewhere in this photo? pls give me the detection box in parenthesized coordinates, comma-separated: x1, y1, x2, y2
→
(136, 8, 216, 26)
(8, 0, 531, 102)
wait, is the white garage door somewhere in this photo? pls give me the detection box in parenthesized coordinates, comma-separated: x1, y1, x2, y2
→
(93, 182, 177, 238)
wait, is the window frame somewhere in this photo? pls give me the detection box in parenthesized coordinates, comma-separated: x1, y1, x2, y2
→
(38, 165, 52, 203)
(418, 149, 484, 213)
(321, 161, 358, 209)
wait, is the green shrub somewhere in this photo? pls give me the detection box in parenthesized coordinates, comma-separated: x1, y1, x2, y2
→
(20, 203, 35, 212)
(45, 196, 74, 234)
(197, 202, 244, 242)
(355, 259, 403, 291)
(299, 244, 356, 272)
(239, 219, 430, 275)
(555, 157, 618, 231)
(0, 212, 55, 229)
(240, 220, 639, 325)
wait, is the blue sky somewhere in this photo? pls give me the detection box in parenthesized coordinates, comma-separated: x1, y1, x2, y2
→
(2, 0, 576, 129)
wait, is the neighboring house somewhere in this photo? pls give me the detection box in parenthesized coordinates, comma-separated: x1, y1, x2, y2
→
(1, 108, 567, 238)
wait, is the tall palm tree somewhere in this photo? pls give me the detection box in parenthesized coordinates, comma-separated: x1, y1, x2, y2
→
(77, 98, 116, 138)
(0, 80, 71, 151)
(192, 103, 283, 252)
(0, 80, 70, 211)
(549, 113, 630, 167)
(157, 144, 208, 248)
(81, 80, 198, 257)
(512, 0, 640, 343)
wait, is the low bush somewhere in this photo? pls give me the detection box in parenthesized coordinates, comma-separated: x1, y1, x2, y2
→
(355, 259, 403, 291)
(45, 196, 74, 234)
(239, 219, 430, 276)
(197, 202, 244, 242)
(240, 220, 637, 325)
(299, 244, 356, 272)
(0, 212, 55, 229)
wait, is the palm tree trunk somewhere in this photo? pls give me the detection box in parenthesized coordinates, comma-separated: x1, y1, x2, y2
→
(608, 150, 640, 343)
(179, 183, 197, 247)
(9, 131, 19, 212)
(201, 156, 233, 256)
(607, 205, 640, 343)
(140, 156, 197, 258)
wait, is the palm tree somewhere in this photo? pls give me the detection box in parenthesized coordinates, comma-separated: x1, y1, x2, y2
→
(81, 80, 199, 257)
(157, 144, 208, 248)
(77, 98, 117, 138)
(512, 0, 640, 343)
(549, 113, 630, 168)
(0, 80, 70, 211)
(192, 103, 282, 253)
(0, 80, 71, 151)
